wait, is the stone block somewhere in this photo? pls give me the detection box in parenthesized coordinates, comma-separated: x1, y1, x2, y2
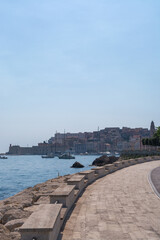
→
(114, 162, 122, 170)
(153, 156, 160, 160)
(50, 185, 75, 209)
(20, 204, 62, 240)
(121, 161, 126, 168)
(128, 159, 136, 165)
(104, 164, 115, 173)
(91, 166, 106, 178)
(79, 170, 95, 184)
(67, 175, 85, 192)
(137, 158, 145, 163)
(123, 160, 130, 167)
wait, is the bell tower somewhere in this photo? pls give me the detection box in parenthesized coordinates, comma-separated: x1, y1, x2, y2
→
(150, 121, 155, 137)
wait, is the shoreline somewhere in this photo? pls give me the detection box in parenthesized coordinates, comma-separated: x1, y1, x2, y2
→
(0, 155, 99, 201)
(1, 156, 160, 240)
(0, 173, 75, 240)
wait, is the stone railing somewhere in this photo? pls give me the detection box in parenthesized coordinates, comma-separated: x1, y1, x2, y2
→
(19, 156, 160, 240)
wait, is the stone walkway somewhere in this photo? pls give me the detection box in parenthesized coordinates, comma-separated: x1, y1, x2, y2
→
(60, 160, 160, 240)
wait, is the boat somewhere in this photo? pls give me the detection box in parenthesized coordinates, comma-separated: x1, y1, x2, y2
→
(99, 151, 112, 156)
(59, 153, 75, 159)
(0, 156, 8, 159)
(41, 153, 54, 159)
(115, 152, 120, 157)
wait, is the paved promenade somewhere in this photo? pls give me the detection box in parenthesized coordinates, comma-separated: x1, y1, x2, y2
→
(150, 166, 160, 197)
(60, 160, 160, 240)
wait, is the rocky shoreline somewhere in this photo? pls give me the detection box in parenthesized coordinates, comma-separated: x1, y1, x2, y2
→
(0, 156, 120, 240)
(1, 155, 154, 240)
(0, 174, 73, 240)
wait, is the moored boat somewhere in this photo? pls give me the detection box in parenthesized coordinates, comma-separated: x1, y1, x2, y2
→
(59, 153, 75, 159)
(0, 156, 8, 159)
(41, 153, 54, 158)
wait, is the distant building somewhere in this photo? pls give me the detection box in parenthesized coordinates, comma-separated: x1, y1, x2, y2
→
(150, 121, 156, 137)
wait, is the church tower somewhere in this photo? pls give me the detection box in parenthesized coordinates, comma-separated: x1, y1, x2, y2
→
(150, 121, 155, 137)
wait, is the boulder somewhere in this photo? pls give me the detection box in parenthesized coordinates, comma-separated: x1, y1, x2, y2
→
(5, 218, 26, 231)
(108, 156, 119, 163)
(0, 224, 11, 240)
(92, 155, 110, 166)
(92, 155, 119, 166)
(4, 188, 39, 208)
(2, 208, 31, 225)
(71, 161, 84, 168)
(0, 212, 3, 223)
(34, 195, 50, 205)
(10, 232, 21, 240)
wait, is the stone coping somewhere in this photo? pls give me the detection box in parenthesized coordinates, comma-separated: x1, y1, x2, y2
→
(20, 204, 62, 232)
(79, 170, 95, 174)
(91, 166, 105, 170)
(67, 175, 85, 182)
(50, 185, 75, 197)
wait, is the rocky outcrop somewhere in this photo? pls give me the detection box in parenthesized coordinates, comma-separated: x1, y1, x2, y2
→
(108, 156, 119, 163)
(92, 155, 110, 166)
(92, 155, 119, 166)
(71, 161, 84, 168)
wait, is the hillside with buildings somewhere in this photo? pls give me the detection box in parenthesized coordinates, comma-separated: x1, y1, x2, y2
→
(7, 122, 157, 155)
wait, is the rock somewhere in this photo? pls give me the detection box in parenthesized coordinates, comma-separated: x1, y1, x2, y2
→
(92, 155, 119, 166)
(6, 188, 39, 208)
(5, 218, 26, 231)
(34, 195, 50, 205)
(0, 204, 18, 216)
(24, 205, 39, 213)
(92, 155, 110, 166)
(108, 156, 119, 163)
(71, 161, 84, 168)
(0, 224, 11, 240)
(2, 208, 31, 225)
(0, 212, 3, 223)
(10, 231, 21, 240)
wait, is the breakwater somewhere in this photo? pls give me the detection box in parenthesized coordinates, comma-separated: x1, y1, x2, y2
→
(0, 156, 160, 240)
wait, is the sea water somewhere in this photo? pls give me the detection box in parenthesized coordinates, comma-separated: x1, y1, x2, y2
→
(0, 155, 99, 200)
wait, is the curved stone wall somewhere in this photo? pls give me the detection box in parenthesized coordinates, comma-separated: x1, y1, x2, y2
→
(20, 156, 160, 240)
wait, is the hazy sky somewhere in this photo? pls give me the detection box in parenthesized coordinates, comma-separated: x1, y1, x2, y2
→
(0, 0, 160, 152)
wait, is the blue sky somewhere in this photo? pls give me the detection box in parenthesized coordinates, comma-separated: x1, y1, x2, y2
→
(0, 0, 160, 152)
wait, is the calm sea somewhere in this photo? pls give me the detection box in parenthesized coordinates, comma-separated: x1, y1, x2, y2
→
(0, 155, 99, 200)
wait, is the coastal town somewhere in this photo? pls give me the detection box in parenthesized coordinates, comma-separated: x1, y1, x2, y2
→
(8, 121, 156, 155)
